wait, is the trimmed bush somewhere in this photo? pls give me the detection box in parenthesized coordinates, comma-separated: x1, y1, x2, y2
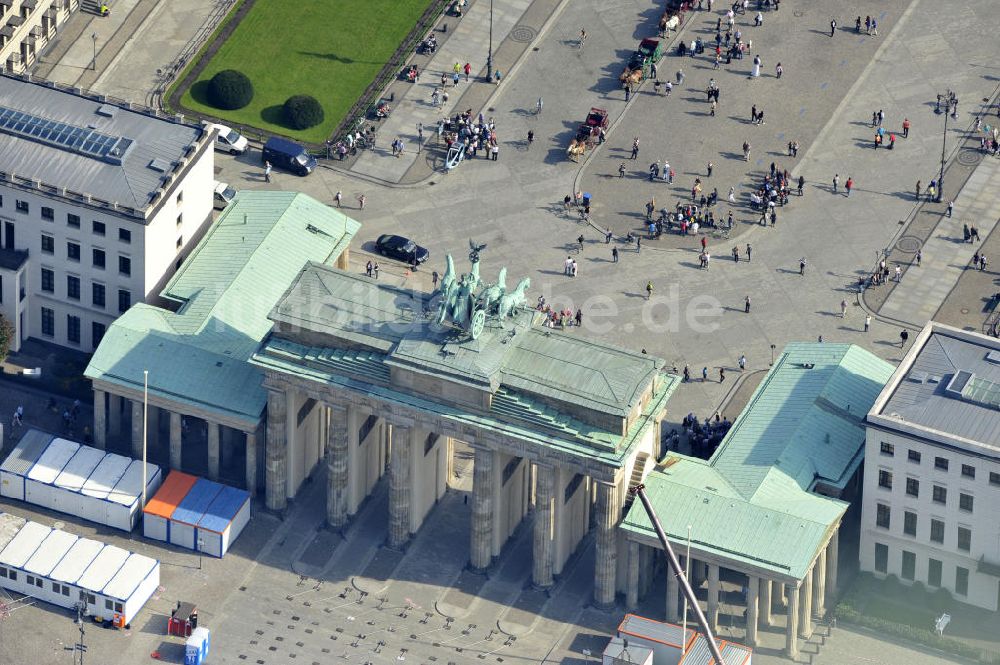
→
(209, 70, 254, 110)
(283, 95, 325, 130)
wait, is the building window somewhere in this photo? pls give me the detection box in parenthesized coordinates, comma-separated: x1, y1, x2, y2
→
(959, 493, 973, 512)
(903, 511, 917, 537)
(957, 527, 972, 552)
(93, 248, 105, 269)
(92, 321, 106, 347)
(41, 206, 54, 221)
(908, 450, 921, 464)
(961, 464, 975, 479)
(61, 585, 69, 597)
(118, 228, 131, 243)
(176, 236, 183, 249)
(67, 241, 80, 262)
(67, 315, 80, 344)
(92, 220, 105, 236)
(118, 255, 131, 276)
(118, 289, 131, 313)
(15, 200, 28, 214)
(990, 472, 1000, 487)
(66, 213, 79, 228)
(105, 599, 113, 611)
(956, 567, 969, 596)
(52, 582, 59, 592)
(176, 213, 183, 226)
(66, 275, 80, 300)
(878, 469, 893, 490)
(880, 442, 894, 456)
(930, 519, 945, 544)
(876, 504, 891, 529)
(932, 485, 947, 504)
(176, 190, 183, 205)
(41, 268, 54, 293)
(92, 283, 105, 308)
(41, 234, 54, 254)
(928, 559, 942, 587)
(41, 307, 54, 336)
(875, 543, 888, 573)
(901, 550, 916, 581)
(905, 477, 919, 497)
(935, 457, 949, 471)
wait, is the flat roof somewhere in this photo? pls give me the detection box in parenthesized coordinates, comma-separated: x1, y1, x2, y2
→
(143, 470, 198, 519)
(869, 322, 1000, 451)
(85, 191, 359, 425)
(76, 545, 130, 593)
(50, 538, 105, 584)
(0, 520, 50, 567)
(0, 74, 205, 213)
(24, 530, 78, 576)
(103, 554, 157, 601)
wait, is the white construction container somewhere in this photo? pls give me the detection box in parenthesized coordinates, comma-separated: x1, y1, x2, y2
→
(0, 430, 161, 531)
(0, 513, 160, 626)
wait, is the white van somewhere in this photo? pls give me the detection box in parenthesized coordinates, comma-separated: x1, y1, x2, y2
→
(209, 123, 248, 155)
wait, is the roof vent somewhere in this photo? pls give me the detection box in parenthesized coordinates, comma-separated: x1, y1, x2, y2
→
(96, 104, 117, 118)
(946, 371, 974, 398)
(148, 158, 170, 172)
(794, 363, 815, 369)
(908, 371, 927, 384)
(987, 350, 1000, 365)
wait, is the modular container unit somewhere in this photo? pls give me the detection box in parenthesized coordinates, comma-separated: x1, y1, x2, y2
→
(143, 471, 199, 543)
(169, 480, 223, 551)
(197, 485, 252, 558)
(0, 431, 162, 531)
(0, 429, 54, 500)
(0, 513, 160, 626)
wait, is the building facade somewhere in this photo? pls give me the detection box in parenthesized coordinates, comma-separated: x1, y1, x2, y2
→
(0, 73, 214, 353)
(1, 0, 77, 74)
(863, 323, 1000, 611)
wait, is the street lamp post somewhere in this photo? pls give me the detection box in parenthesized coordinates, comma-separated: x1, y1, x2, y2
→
(91, 33, 97, 71)
(935, 91, 955, 202)
(486, 0, 494, 81)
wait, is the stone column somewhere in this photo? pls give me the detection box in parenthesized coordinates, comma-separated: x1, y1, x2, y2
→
(785, 583, 799, 659)
(388, 422, 411, 549)
(746, 575, 759, 647)
(147, 405, 159, 450)
(206, 421, 220, 480)
(245, 430, 258, 494)
(326, 405, 349, 529)
(759, 577, 772, 628)
(169, 412, 182, 470)
(532, 463, 555, 589)
(470, 446, 495, 572)
(93, 390, 106, 450)
(108, 394, 121, 440)
(131, 399, 143, 459)
(826, 532, 839, 596)
(265, 389, 288, 512)
(798, 568, 813, 638)
(666, 562, 680, 622)
(814, 550, 827, 617)
(593, 480, 620, 608)
(626, 541, 640, 610)
(707, 563, 720, 634)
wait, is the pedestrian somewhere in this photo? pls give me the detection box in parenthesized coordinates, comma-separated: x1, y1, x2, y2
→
(738, 354, 746, 371)
(900, 330, 909, 347)
(754, 11, 762, 26)
(453, 71, 460, 86)
(902, 117, 910, 138)
(707, 161, 714, 177)
(464, 62, 471, 81)
(915, 180, 921, 200)
(491, 143, 499, 161)
(631, 137, 640, 160)
(745, 295, 751, 313)
(841, 299, 848, 317)
(799, 257, 807, 275)
(625, 84, 631, 102)
(797, 175, 805, 196)
(963, 223, 970, 243)
(916, 249, 922, 266)
(719, 367, 726, 383)
(832, 174, 839, 193)
(683, 365, 691, 382)
(373, 261, 380, 279)
(612, 247, 619, 263)
(947, 200, 954, 217)
(537, 97, 544, 114)
(728, 186, 736, 203)
(746, 243, 752, 261)
(264, 160, 272, 183)
(702, 366, 709, 382)
(575, 309, 583, 326)
(12, 405, 23, 427)
(864, 315, 871, 332)
(636, 236, 641, 253)
(776, 62, 782, 78)
(358, 194, 367, 209)
(894, 265, 902, 281)
(432, 270, 439, 289)
(676, 69, 685, 84)
(334, 190, 342, 207)
(646, 281, 653, 299)
(366, 259, 373, 277)
(830, 18, 837, 37)
(606, 228, 613, 243)
(732, 246, 739, 262)
(619, 162, 627, 178)
(845, 176, 853, 197)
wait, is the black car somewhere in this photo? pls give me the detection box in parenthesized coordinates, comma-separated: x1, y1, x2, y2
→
(375, 234, 430, 264)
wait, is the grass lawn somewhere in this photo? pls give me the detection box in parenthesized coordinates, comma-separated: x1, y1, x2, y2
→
(179, 0, 435, 143)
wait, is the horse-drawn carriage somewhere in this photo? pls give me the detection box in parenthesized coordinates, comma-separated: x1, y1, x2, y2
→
(658, 1, 689, 35)
(620, 39, 662, 86)
(566, 107, 608, 162)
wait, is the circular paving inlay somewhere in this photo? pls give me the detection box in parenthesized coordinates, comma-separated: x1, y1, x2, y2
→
(896, 235, 922, 253)
(510, 25, 537, 43)
(957, 148, 982, 167)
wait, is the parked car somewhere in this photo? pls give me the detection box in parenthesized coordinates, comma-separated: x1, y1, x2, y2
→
(375, 234, 430, 264)
(209, 123, 248, 155)
(213, 181, 237, 210)
(261, 136, 317, 176)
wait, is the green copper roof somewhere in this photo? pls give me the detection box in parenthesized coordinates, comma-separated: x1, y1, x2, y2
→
(622, 343, 894, 581)
(84, 192, 359, 424)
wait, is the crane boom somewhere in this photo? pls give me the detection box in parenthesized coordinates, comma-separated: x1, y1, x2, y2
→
(629, 483, 726, 665)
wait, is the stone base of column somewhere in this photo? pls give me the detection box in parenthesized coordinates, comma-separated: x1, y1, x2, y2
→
(467, 560, 492, 576)
(591, 597, 618, 612)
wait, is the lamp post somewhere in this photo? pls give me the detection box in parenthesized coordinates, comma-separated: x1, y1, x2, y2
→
(485, 0, 494, 81)
(91, 33, 97, 71)
(935, 91, 955, 202)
